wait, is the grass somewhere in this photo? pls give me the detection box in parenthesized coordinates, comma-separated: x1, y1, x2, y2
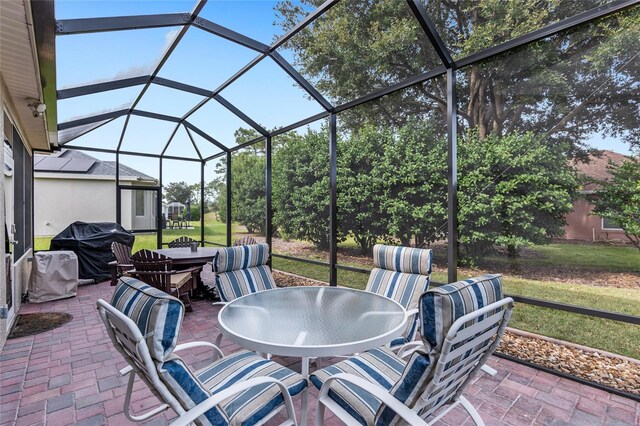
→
(489, 242, 640, 272)
(35, 219, 640, 359)
(273, 253, 640, 359)
(35, 212, 230, 252)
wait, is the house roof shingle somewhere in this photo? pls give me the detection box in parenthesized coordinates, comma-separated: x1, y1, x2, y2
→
(574, 150, 630, 192)
(34, 149, 156, 181)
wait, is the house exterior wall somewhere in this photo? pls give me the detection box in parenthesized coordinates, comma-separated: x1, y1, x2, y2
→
(1, 76, 34, 349)
(34, 177, 156, 236)
(564, 197, 628, 242)
(34, 177, 116, 236)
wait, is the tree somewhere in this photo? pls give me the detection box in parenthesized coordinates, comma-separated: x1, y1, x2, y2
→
(276, 1, 640, 155)
(337, 122, 449, 253)
(592, 157, 640, 250)
(457, 131, 578, 259)
(230, 152, 266, 234)
(272, 127, 343, 249)
(211, 129, 267, 231)
(337, 124, 388, 253)
(378, 121, 448, 248)
(164, 181, 195, 204)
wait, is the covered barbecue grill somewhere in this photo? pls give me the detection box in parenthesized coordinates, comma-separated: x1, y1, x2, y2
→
(50, 222, 134, 281)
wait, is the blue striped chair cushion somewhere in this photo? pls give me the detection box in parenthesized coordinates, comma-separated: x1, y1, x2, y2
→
(157, 357, 229, 426)
(375, 351, 432, 425)
(366, 268, 430, 346)
(215, 265, 276, 303)
(111, 277, 183, 362)
(375, 275, 504, 424)
(197, 350, 307, 426)
(372, 245, 432, 275)
(214, 244, 269, 273)
(310, 347, 405, 426)
(420, 274, 503, 352)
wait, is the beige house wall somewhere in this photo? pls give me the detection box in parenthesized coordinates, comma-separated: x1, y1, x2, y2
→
(564, 197, 628, 242)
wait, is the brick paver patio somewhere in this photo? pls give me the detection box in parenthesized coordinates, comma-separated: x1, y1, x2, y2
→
(1, 280, 638, 426)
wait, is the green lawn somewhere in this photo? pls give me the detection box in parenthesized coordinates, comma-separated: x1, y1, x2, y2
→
(273, 253, 640, 359)
(35, 213, 230, 252)
(489, 242, 640, 272)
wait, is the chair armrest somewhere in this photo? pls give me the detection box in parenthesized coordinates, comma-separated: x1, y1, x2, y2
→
(130, 270, 177, 276)
(181, 265, 203, 274)
(319, 373, 428, 426)
(174, 341, 224, 362)
(169, 376, 297, 426)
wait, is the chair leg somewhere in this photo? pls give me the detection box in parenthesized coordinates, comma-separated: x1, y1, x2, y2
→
(122, 370, 169, 422)
(181, 292, 193, 312)
(459, 396, 484, 426)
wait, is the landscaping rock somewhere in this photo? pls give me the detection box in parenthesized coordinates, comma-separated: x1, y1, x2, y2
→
(498, 330, 640, 396)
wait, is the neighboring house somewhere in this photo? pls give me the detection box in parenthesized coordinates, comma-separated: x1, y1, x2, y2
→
(34, 149, 158, 236)
(564, 150, 628, 242)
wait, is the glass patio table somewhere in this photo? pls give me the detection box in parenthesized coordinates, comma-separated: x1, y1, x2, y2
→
(217, 286, 407, 425)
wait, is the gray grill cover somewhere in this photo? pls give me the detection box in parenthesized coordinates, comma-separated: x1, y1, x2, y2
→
(29, 251, 79, 303)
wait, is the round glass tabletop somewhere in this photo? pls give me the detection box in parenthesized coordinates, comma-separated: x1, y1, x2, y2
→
(218, 286, 407, 357)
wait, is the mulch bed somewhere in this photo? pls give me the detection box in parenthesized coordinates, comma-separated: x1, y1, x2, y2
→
(8, 312, 73, 339)
(273, 270, 327, 287)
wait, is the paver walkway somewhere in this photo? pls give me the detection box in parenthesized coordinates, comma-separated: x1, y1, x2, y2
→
(1, 280, 638, 425)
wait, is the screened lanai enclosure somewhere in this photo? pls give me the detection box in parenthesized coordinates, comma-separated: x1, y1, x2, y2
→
(38, 0, 639, 398)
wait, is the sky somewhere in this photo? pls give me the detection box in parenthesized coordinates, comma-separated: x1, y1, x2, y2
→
(54, 0, 635, 185)
(55, 0, 323, 184)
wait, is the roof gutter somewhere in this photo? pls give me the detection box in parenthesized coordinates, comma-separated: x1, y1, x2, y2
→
(29, 0, 58, 150)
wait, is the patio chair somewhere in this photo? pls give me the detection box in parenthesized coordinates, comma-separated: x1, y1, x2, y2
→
(311, 274, 514, 426)
(109, 241, 134, 286)
(97, 277, 304, 426)
(233, 236, 257, 246)
(213, 243, 275, 303)
(211, 243, 276, 346)
(365, 244, 432, 352)
(168, 236, 197, 248)
(129, 249, 199, 312)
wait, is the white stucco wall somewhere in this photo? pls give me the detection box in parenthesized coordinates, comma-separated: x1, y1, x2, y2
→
(34, 176, 117, 236)
(34, 176, 158, 236)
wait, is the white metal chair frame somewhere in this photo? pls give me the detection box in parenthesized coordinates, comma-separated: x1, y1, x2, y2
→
(315, 297, 514, 426)
(97, 299, 297, 426)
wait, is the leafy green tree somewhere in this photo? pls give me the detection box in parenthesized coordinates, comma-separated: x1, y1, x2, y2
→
(184, 204, 201, 222)
(163, 181, 195, 204)
(379, 121, 448, 247)
(337, 122, 448, 253)
(273, 127, 343, 249)
(211, 129, 266, 233)
(276, 1, 640, 155)
(337, 124, 388, 253)
(230, 151, 266, 234)
(592, 157, 640, 250)
(457, 131, 578, 259)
